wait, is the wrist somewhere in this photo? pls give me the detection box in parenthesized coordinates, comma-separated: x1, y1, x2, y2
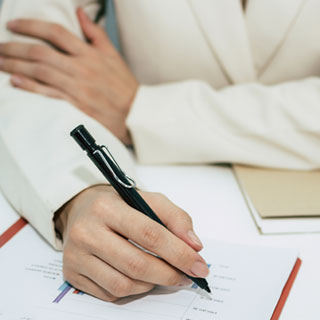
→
(54, 185, 114, 241)
(54, 204, 70, 242)
(53, 187, 92, 241)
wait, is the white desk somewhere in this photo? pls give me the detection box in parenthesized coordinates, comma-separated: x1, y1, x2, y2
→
(136, 165, 320, 320)
(1, 165, 319, 319)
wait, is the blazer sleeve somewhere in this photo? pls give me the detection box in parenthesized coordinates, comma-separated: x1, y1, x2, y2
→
(0, 0, 136, 250)
(127, 78, 320, 170)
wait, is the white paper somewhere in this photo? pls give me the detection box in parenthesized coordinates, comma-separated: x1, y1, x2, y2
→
(243, 189, 320, 234)
(0, 223, 298, 320)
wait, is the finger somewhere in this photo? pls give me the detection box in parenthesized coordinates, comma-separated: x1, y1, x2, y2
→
(141, 192, 203, 252)
(0, 57, 76, 95)
(79, 255, 155, 298)
(10, 74, 77, 105)
(7, 19, 87, 55)
(103, 201, 210, 279)
(76, 7, 114, 52)
(64, 272, 118, 302)
(90, 228, 185, 287)
(0, 42, 76, 75)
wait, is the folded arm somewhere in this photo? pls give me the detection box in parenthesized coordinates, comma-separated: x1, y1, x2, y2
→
(3, 1, 317, 171)
(127, 78, 320, 170)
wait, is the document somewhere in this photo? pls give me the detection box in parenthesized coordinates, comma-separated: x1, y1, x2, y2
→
(0, 222, 299, 320)
(243, 188, 320, 234)
(233, 165, 320, 234)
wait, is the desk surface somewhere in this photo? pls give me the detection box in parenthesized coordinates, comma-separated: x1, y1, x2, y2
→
(136, 165, 320, 320)
(1, 165, 319, 319)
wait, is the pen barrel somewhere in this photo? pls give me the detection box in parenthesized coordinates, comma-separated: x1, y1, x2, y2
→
(87, 147, 166, 228)
(70, 125, 98, 153)
(185, 275, 209, 291)
(126, 189, 166, 228)
(87, 149, 131, 202)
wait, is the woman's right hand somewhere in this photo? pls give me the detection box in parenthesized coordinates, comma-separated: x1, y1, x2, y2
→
(56, 185, 209, 301)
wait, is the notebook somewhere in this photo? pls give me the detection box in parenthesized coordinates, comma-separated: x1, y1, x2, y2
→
(233, 165, 320, 218)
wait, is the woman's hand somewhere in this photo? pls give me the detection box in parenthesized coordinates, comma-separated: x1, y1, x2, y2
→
(56, 185, 208, 302)
(0, 8, 138, 145)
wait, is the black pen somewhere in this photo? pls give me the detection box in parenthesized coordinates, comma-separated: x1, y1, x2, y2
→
(70, 124, 211, 294)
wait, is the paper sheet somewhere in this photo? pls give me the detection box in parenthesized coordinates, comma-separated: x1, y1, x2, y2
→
(243, 188, 320, 234)
(0, 222, 298, 320)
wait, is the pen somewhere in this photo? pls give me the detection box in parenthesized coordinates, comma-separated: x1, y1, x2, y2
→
(70, 124, 211, 294)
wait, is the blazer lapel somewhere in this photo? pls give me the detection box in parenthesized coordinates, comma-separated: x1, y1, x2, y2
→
(188, 0, 256, 84)
(246, 0, 308, 77)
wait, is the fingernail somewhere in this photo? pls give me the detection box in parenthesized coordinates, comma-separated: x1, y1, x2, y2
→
(191, 261, 209, 278)
(77, 7, 88, 19)
(11, 76, 22, 86)
(178, 276, 193, 287)
(188, 230, 203, 248)
(7, 20, 17, 29)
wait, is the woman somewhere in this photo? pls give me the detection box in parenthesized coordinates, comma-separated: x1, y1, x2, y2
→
(0, 0, 319, 301)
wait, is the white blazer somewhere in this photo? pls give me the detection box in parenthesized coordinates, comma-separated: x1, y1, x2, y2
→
(0, 0, 319, 248)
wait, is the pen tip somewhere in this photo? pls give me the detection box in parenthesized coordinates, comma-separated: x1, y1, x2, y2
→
(205, 285, 211, 294)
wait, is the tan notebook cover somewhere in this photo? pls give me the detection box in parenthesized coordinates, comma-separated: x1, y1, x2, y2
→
(233, 165, 320, 218)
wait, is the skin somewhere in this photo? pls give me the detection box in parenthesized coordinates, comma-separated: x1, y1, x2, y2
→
(56, 185, 208, 301)
(0, 9, 209, 300)
(0, 8, 137, 144)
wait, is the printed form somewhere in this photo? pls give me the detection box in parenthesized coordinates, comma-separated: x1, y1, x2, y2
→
(0, 224, 298, 320)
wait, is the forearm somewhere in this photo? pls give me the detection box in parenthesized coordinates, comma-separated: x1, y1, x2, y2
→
(128, 77, 320, 169)
(0, 0, 136, 249)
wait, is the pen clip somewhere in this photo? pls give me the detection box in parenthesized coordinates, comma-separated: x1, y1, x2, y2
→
(93, 145, 136, 189)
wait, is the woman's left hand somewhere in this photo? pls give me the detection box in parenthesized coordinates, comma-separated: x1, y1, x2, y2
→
(0, 8, 138, 145)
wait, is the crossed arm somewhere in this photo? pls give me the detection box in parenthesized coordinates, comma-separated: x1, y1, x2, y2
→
(0, 8, 136, 144)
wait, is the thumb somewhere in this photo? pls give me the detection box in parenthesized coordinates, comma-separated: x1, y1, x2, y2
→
(76, 7, 113, 52)
(141, 192, 204, 252)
